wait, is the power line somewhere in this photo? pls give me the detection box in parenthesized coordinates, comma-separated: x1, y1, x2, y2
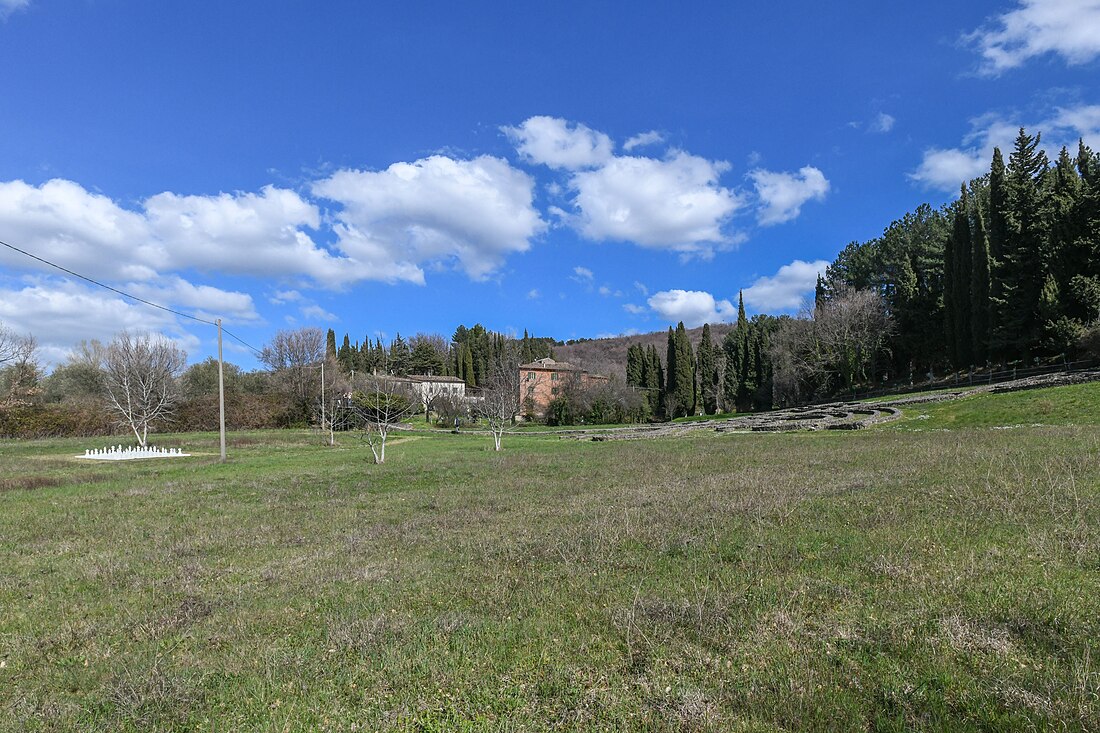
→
(0, 237, 264, 356)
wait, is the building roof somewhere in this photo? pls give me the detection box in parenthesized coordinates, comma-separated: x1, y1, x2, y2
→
(519, 357, 585, 372)
(403, 374, 466, 384)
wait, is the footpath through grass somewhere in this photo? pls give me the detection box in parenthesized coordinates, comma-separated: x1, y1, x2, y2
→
(1, 384, 1099, 731)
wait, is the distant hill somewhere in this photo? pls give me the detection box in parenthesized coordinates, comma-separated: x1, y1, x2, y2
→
(553, 323, 736, 379)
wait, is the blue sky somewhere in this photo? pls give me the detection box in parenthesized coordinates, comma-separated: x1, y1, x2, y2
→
(1, 0, 1098, 367)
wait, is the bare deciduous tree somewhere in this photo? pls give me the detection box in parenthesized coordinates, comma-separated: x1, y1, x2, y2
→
(477, 347, 521, 451)
(349, 374, 414, 464)
(0, 321, 36, 366)
(770, 286, 892, 404)
(260, 327, 325, 416)
(315, 354, 350, 445)
(102, 332, 187, 446)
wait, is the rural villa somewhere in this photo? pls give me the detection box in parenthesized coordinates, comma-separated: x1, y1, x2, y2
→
(519, 357, 609, 414)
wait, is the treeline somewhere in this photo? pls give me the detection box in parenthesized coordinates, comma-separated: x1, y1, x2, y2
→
(621, 127, 1100, 411)
(325, 325, 554, 386)
(624, 298, 781, 419)
(825, 128, 1100, 378)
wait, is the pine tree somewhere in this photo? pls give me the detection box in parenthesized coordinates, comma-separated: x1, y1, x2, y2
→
(1002, 128, 1050, 358)
(988, 147, 1010, 361)
(409, 339, 445, 376)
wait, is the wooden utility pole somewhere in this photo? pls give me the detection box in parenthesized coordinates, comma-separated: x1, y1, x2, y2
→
(217, 319, 226, 462)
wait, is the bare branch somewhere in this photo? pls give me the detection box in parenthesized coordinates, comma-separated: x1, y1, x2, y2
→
(476, 346, 521, 451)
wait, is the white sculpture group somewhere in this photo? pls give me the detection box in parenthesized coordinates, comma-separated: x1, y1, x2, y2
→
(78, 444, 190, 461)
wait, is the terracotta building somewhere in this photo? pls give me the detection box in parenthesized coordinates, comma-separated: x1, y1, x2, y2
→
(519, 357, 609, 415)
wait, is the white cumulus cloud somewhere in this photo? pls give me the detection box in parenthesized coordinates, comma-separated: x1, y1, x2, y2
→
(647, 289, 736, 328)
(742, 259, 829, 312)
(502, 116, 613, 170)
(750, 166, 830, 226)
(568, 152, 743, 255)
(910, 103, 1100, 191)
(312, 155, 546, 283)
(966, 0, 1100, 74)
(0, 280, 199, 366)
(910, 148, 990, 191)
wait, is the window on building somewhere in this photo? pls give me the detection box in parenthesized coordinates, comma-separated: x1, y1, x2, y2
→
(551, 373, 558, 381)
(551, 387, 558, 395)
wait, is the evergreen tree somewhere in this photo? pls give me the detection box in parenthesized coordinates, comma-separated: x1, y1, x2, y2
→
(325, 328, 337, 362)
(721, 329, 739, 412)
(409, 339, 445, 375)
(950, 185, 974, 366)
(462, 346, 476, 388)
(1002, 128, 1050, 358)
(970, 194, 992, 363)
(675, 322, 695, 416)
(337, 333, 354, 373)
(988, 147, 1010, 361)
(644, 344, 664, 416)
(664, 327, 678, 417)
(389, 334, 410, 376)
(697, 324, 719, 415)
(626, 343, 644, 387)
(751, 316, 776, 410)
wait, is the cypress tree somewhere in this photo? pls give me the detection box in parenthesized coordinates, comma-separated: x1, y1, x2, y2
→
(644, 344, 664, 415)
(740, 322, 758, 410)
(675, 322, 695, 416)
(626, 343, 644, 387)
(943, 211, 957, 366)
(988, 147, 1010, 361)
(697, 324, 718, 415)
(325, 328, 337, 361)
(337, 333, 354, 373)
(752, 318, 774, 410)
(951, 186, 974, 366)
(664, 327, 678, 417)
(970, 196, 992, 364)
(389, 334, 410, 376)
(463, 347, 476, 387)
(721, 330, 739, 412)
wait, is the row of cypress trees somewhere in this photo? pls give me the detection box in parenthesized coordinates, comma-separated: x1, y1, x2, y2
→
(323, 325, 552, 386)
(625, 294, 779, 418)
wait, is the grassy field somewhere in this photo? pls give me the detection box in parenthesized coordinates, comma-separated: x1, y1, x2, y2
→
(1, 384, 1099, 731)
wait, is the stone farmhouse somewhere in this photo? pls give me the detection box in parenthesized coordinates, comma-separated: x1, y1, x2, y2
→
(395, 374, 467, 412)
(519, 357, 609, 415)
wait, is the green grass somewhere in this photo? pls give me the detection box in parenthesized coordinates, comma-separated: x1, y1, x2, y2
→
(888, 380, 1100, 431)
(1, 385, 1099, 731)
